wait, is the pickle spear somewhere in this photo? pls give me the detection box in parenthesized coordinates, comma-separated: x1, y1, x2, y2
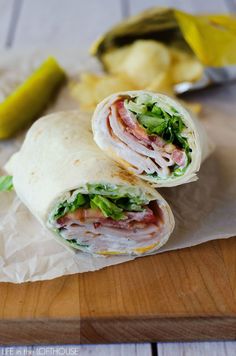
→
(0, 56, 66, 139)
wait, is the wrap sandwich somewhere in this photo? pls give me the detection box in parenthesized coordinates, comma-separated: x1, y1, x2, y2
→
(92, 91, 210, 187)
(5, 111, 174, 256)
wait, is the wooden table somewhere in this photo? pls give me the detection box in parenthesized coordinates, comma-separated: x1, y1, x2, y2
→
(0, 0, 236, 355)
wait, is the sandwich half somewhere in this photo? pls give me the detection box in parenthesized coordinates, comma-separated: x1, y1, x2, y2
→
(92, 91, 210, 187)
(5, 111, 175, 256)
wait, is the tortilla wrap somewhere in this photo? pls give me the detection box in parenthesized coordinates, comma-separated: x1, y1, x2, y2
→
(92, 91, 212, 187)
(5, 111, 175, 256)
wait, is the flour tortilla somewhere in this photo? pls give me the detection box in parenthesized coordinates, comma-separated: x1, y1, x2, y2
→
(5, 111, 175, 256)
(92, 91, 212, 187)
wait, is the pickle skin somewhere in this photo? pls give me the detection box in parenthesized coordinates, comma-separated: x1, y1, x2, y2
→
(0, 56, 66, 139)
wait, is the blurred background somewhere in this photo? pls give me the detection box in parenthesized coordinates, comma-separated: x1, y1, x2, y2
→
(2, 0, 233, 51)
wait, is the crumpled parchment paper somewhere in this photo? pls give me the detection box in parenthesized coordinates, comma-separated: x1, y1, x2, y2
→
(0, 50, 235, 283)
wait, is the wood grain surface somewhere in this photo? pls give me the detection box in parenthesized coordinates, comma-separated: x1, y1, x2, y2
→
(0, 0, 236, 353)
(0, 239, 236, 344)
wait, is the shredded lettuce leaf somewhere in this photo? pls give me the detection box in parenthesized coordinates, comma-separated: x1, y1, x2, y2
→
(114, 197, 144, 212)
(0, 176, 13, 191)
(52, 184, 147, 222)
(53, 193, 88, 220)
(86, 183, 148, 205)
(66, 239, 89, 248)
(90, 195, 125, 220)
(125, 96, 192, 173)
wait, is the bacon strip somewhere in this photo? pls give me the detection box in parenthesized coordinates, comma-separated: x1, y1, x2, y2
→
(172, 149, 186, 167)
(57, 206, 157, 231)
(116, 101, 151, 144)
(53, 198, 172, 256)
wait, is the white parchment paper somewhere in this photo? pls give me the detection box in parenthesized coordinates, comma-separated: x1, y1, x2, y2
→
(0, 50, 235, 283)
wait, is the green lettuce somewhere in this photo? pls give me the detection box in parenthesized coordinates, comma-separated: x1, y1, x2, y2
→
(66, 239, 89, 249)
(86, 183, 148, 205)
(114, 197, 144, 212)
(90, 195, 125, 220)
(52, 184, 147, 222)
(0, 176, 13, 192)
(53, 193, 88, 220)
(125, 95, 192, 171)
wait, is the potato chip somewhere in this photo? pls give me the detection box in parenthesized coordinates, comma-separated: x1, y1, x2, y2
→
(72, 40, 204, 112)
(146, 70, 173, 95)
(110, 40, 171, 89)
(170, 48, 203, 84)
(94, 74, 137, 103)
(184, 102, 202, 115)
(102, 45, 132, 73)
(80, 72, 99, 85)
(70, 73, 99, 110)
(71, 73, 137, 110)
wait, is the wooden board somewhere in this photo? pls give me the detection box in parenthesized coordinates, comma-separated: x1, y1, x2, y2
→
(0, 238, 236, 345)
(0, 0, 236, 349)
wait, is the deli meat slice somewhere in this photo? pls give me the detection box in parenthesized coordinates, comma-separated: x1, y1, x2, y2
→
(5, 109, 176, 259)
(92, 91, 210, 188)
(55, 200, 173, 255)
(116, 100, 151, 144)
(58, 206, 157, 231)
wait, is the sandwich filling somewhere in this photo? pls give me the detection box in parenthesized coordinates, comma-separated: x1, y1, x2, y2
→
(103, 93, 192, 180)
(48, 184, 165, 255)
